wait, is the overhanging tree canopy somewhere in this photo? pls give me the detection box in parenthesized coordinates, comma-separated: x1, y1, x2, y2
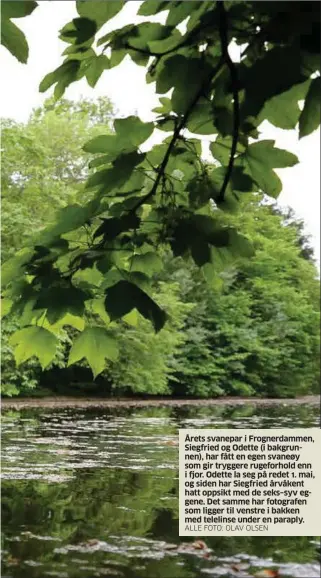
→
(1, 0, 320, 377)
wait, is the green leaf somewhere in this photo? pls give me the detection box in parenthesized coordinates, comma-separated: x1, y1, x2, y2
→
(13, 294, 38, 326)
(2, 249, 34, 286)
(242, 140, 299, 198)
(156, 55, 187, 94)
(170, 216, 219, 260)
(39, 202, 97, 242)
(299, 77, 321, 138)
(113, 116, 154, 147)
(192, 215, 229, 245)
(208, 167, 229, 201)
(157, 57, 210, 115)
(83, 134, 143, 161)
(209, 166, 255, 201)
(166, 1, 199, 26)
(94, 213, 140, 240)
(138, 1, 169, 16)
(105, 280, 166, 332)
(55, 313, 85, 332)
(100, 269, 124, 289)
(96, 256, 113, 275)
(88, 154, 114, 168)
(68, 326, 119, 378)
(187, 99, 218, 135)
(210, 137, 245, 165)
(146, 142, 168, 166)
(248, 140, 299, 167)
(1, 298, 13, 318)
(229, 167, 255, 193)
(1, 0, 37, 63)
(1, 19, 29, 63)
(227, 230, 254, 259)
(114, 152, 146, 181)
(123, 309, 138, 327)
(212, 106, 234, 137)
(241, 45, 306, 120)
(88, 298, 110, 325)
(35, 286, 88, 324)
(129, 252, 162, 276)
(147, 28, 182, 54)
(153, 97, 172, 114)
(73, 266, 103, 288)
(83, 134, 124, 154)
(9, 327, 58, 370)
(109, 48, 126, 68)
(39, 312, 85, 335)
(85, 54, 109, 87)
(169, 221, 190, 257)
(63, 44, 93, 56)
(191, 240, 212, 267)
(1, 1, 38, 18)
(59, 17, 97, 44)
(260, 81, 311, 130)
(86, 151, 143, 191)
(156, 117, 176, 133)
(170, 214, 253, 267)
(39, 60, 81, 94)
(128, 22, 174, 50)
(126, 272, 150, 291)
(128, 48, 149, 67)
(62, 48, 96, 62)
(188, 175, 212, 208)
(201, 263, 224, 290)
(77, 0, 125, 27)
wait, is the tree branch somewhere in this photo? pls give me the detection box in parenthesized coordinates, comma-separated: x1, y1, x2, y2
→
(124, 37, 190, 59)
(217, 1, 240, 204)
(129, 57, 224, 215)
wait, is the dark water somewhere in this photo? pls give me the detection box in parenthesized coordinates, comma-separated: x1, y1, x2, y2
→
(1, 403, 320, 578)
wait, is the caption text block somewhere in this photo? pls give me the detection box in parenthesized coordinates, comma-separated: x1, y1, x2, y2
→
(179, 428, 321, 536)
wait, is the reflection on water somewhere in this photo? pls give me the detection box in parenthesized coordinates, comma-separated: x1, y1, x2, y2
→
(1, 403, 320, 578)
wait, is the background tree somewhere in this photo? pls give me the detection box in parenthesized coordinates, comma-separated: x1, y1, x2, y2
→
(1, 97, 113, 395)
(169, 197, 320, 398)
(1, 97, 113, 261)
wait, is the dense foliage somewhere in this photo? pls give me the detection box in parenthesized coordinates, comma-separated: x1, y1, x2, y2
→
(168, 200, 320, 398)
(1, 1, 320, 394)
(1, 99, 320, 398)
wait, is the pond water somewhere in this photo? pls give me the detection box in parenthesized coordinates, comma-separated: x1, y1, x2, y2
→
(1, 403, 320, 578)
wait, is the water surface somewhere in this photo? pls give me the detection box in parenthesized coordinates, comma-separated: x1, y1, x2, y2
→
(1, 403, 320, 578)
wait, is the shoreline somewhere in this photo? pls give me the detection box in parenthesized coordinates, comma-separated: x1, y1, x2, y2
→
(1, 395, 320, 410)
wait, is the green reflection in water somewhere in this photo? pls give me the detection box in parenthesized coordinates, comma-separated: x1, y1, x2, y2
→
(1, 404, 320, 578)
